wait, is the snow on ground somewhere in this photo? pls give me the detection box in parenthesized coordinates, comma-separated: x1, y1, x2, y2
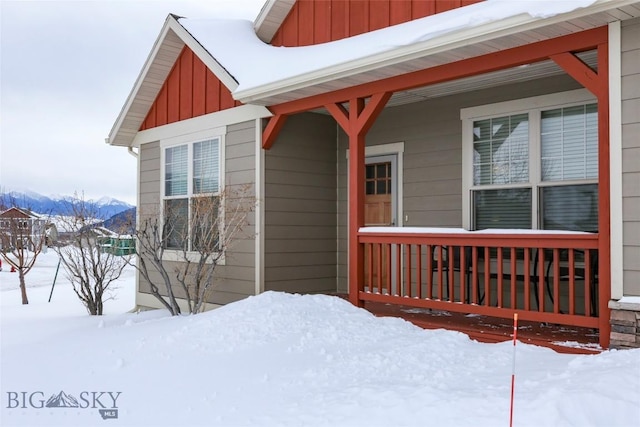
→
(1, 251, 639, 426)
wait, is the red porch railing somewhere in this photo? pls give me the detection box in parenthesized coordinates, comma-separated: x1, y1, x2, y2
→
(357, 228, 604, 339)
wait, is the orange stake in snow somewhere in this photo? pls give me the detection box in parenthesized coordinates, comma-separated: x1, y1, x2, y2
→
(509, 313, 519, 427)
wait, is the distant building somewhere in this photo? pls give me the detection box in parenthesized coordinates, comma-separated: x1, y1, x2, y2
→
(0, 207, 46, 250)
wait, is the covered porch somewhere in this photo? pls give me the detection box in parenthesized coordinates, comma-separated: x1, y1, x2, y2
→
(262, 25, 612, 349)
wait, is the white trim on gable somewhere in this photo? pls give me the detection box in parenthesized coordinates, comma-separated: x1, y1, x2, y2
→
(108, 14, 245, 148)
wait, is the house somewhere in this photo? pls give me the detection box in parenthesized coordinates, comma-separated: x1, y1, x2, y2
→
(0, 207, 47, 251)
(108, 0, 640, 350)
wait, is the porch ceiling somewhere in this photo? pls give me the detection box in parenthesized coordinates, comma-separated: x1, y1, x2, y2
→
(309, 51, 598, 112)
(247, 4, 640, 107)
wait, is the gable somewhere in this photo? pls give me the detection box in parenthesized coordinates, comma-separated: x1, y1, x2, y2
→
(0, 208, 31, 219)
(140, 46, 240, 131)
(270, 0, 483, 47)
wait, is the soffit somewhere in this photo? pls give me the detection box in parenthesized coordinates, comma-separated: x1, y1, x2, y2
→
(241, 4, 640, 107)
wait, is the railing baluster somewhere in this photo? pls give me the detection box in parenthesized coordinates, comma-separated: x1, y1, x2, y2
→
(377, 243, 380, 293)
(497, 247, 504, 308)
(553, 248, 560, 314)
(395, 244, 401, 297)
(437, 246, 444, 300)
(416, 245, 422, 299)
(366, 243, 372, 293)
(386, 243, 392, 296)
(405, 244, 412, 298)
(569, 249, 575, 315)
(427, 245, 433, 300)
(524, 247, 531, 311)
(538, 248, 545, 313)
(460, 246, 467, 304)
(484, 247, 491, 307)
(585, 249, 592, 316)
(472, 246, 478, 304)
(510, 247, 517, 310)
(449, 246, 455, 302)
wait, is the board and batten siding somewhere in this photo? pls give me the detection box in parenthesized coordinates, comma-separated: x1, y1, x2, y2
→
(621, 18, 640, 296)
(270, 0, 483, 47)
(264, 112, 338, 294)
(136, 120, 257, 308)
(336, 75, 582, 292)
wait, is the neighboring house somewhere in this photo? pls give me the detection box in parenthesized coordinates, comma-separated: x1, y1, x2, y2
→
(108, 0, 640, 350)
(0, 207, 46, 250)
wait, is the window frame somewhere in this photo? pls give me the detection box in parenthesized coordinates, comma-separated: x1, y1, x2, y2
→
(160, 127, 225, 258)
(461, 89, 597, 231)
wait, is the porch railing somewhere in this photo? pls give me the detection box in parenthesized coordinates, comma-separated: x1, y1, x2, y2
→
(358, 228, 601, 330)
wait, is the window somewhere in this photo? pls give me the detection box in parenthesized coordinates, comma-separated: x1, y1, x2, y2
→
(162, 137, 221, 251)
(462, 90, 598, 232)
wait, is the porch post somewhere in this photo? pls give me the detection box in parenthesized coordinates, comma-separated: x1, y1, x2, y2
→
(325, 93, 392, 307)
(348, 101, 366, 307)
(597, 41, 611, 349)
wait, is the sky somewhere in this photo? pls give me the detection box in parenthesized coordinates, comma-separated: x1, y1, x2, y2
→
(2, 251, 640, 426)
(0, 0, 265, 205)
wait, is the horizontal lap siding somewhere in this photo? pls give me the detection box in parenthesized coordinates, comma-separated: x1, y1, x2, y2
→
(136, 121, 257, 308)
(622, 18, 640, 296)
(271, 0, 483, 47)
(265, 112, 338, 293)
(139, 47, 240, 131)
(213, 120, 257, 304)
(336, 74, 582, 292)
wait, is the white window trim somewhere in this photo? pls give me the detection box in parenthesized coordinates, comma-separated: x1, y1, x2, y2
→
(461, 89, 597, 230)
(160, 126, 226, 262)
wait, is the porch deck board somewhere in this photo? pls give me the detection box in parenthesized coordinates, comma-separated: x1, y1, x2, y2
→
(333, 294, 602, 354)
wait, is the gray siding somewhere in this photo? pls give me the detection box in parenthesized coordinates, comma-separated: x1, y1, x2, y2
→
(136, 120, 257, 307)
(336, 75, 582, 292)
(264, 112, 338, 294)
(622, 18, 640, 296)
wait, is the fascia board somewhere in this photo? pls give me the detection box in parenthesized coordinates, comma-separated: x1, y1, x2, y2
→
(107, 15, 178, 146)
(234, 0, 634, 105)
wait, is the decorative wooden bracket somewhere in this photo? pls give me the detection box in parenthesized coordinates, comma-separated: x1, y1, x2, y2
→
(551, 51, 604, 98)
(325, 92, 392, 136)
(262, 113, 288, 150)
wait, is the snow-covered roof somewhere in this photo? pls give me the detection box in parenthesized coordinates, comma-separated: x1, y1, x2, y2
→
(181, 0, 640, 106)
(108, 0, 640, 147)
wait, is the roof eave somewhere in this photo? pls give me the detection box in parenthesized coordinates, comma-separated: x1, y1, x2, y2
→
(234, 0, 637, 106)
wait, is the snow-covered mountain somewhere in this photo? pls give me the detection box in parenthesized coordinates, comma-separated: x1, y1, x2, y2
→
(1, 191, 134, 219)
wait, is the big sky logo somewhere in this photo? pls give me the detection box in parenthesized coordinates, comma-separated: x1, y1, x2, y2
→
(6, 390, 121, 420)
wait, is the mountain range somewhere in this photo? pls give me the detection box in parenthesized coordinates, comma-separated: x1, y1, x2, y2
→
(1, 191, 134, 219)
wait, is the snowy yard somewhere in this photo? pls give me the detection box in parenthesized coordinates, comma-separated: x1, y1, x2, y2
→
(1, 251, 639, 427)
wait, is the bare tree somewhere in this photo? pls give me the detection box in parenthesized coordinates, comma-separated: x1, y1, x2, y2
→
(132, 185, 254, 315)
(0, 196, 48, 305)
(54, 196, 133, 315)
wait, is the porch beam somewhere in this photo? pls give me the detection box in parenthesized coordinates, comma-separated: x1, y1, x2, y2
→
(269, 26, 608, 116)
(550, 52, 603, 97)
(261, 113, 288, 150)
